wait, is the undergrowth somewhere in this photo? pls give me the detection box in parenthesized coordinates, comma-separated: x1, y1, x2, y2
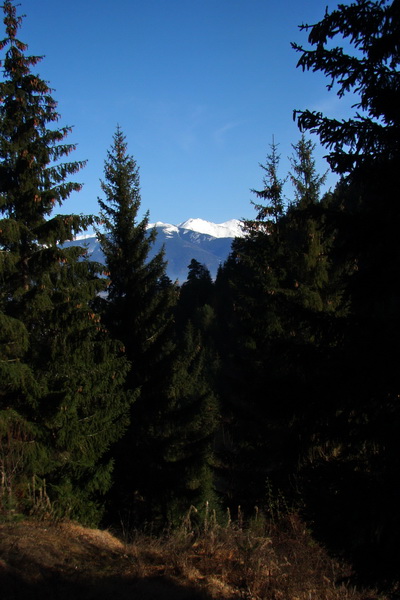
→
(0, 502, 393, 599)
(125, 504, 387, 599)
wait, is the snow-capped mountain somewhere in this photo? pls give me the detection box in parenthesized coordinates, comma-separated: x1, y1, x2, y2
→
(176, 218, 245, 239)
(65, 219, 245, 282)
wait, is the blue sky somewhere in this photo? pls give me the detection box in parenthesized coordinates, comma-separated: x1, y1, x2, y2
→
(14, 0, 352, 226)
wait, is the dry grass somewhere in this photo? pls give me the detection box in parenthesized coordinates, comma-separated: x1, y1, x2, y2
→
(0, 511, 388, 600)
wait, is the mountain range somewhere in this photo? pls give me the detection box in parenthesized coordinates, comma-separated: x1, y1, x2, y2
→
(65, 218, 245, 282)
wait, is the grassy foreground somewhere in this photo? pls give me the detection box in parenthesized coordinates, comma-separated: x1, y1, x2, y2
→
(0, 511, 389, 600)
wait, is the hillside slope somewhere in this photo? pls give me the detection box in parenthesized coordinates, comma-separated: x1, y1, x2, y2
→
(0, 517, 385, 600)
(0, 521, 214, 600)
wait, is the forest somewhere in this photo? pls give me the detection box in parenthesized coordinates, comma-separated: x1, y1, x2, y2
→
(1, 0, 399, 592)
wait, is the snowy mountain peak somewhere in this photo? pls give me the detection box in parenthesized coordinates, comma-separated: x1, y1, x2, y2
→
(177, 218, 244, 239)
(147, 218, 245, 239)
(149, 221, 180, 236)
(66, 218, 245, 283)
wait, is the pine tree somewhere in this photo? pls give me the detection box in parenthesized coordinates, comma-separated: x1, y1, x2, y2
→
(284, 136, 333, 312)
(215, 137, 340, 514)
(292, 0, 400, 176)
(97, 126, 172, 390)
(96, 127, 183, 525)
(289, 135, 327, 207)
(170, 259, 220, 522)
(246, 137, 286, 233)
(176, 259, 214, 332)
(292, 0, 400, 581)
(214, 143, 289, 511)
(250, 137, 285, 224)
(272, 139, 345, 481)
(137, 320, 219, 526)
(0, 0, 130, 523)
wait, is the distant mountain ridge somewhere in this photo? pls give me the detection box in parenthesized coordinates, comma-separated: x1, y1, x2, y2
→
(150, 218, 245, 240)
(68, 218, 245, 282)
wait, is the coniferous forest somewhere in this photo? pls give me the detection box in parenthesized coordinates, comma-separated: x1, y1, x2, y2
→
(1, 0, 399, 591)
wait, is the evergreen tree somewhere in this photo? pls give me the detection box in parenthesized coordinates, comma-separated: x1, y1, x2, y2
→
(271, 139, 345, 482)
(97, 127, 185, 526)
(176, 259, 214, 332)
(292, 0, 400, 581)
(171, 259, 220, 522)
(97, 126, 172, 390)
(284, 136, 333, 312)
(292, 0, 400, 176)
(289, 135, 327, 208)
(215, 142, 289, 511)
(0, 0, 130, 523)
(138, 319, 219, 526)
(97, 137, 221, 526)
(246, 137, 286, 231)
(215, 137, 339, 514)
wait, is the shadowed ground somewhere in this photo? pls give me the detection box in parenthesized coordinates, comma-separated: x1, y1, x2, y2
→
(0, 521, 239, 600)
(0, 517, 387, 600)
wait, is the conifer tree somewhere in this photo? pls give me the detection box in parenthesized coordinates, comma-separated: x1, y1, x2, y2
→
(97, 127, 172, 389)
(271, 139, 344, 479)
(0, 0, 130, 523)
(284, 136, 333, 312)
(170, 259, 219, 522)
(97, 127, 183, 525)
(215, 142, 289, 511)
(136, 319, 219, 526)
(289, 136, 327, 207)
(292, 0, 400, 581)
(216, 137, 338, 513)
(176, 259, 214, 332)
(249, 137, 286, 228)
(97, 140, 221, 526)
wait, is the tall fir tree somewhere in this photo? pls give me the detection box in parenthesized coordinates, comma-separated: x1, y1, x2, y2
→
(176, 258, 214, 332)
(138, 319, 219, 526)
(215, 137, 339, 514)
(292, 0, 400, 582)
(271, 138, 345, 485)
(173, 259, 220, 520)
(96, 126, 172, 391)
(247, 137, 286, 232)
(284, 136, 334, 313)
(0, 0, 130, 524)
(96, 127, 184, 526)
(289, 135, 327, 207)
(215, 141, 289, 511)
(97, 132, 221, 526)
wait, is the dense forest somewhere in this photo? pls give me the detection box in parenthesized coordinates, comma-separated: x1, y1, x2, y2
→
(1, 0, 399, 591)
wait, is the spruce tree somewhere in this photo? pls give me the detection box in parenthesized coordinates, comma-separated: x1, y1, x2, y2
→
(215, 137, 339, 513)
(176, 259, 214, 331)
(96, 126, 172, 390)
(97, 132, 221, 527)
(292, 0, 400, 581)
(284, 136, 333, 312)
(272, 139, 344, 481)
(246, 137, 286, 234)
(0, 0, 130, 523)
(137, 320, 219, 526)
(215, 142, 289, 511)
(97, 127, 182, 525)
(289, 136, 327, 207)
(172, 259, 219, 521)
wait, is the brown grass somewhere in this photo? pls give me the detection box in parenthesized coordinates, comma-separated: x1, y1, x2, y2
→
(0, 511, 387, 600)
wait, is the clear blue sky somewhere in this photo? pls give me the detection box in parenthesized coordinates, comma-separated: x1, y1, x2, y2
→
(14, 0, 352, 226)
